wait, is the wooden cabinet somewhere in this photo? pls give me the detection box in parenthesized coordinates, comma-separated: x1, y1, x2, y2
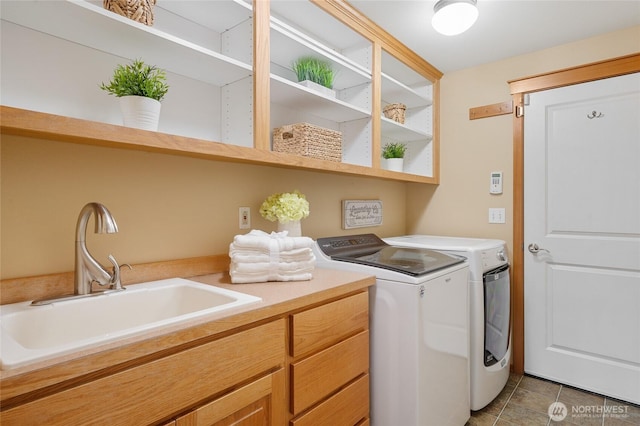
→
(0, 0, 441, 183)
(289, 291, 370, 425)
(0, 320, 286, 426)
(0, 281, 372, 426)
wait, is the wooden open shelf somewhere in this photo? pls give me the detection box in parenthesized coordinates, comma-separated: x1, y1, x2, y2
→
(0, 106, 437, 184)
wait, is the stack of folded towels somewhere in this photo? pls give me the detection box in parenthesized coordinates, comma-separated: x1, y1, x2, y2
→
(229, 229, 316, 284)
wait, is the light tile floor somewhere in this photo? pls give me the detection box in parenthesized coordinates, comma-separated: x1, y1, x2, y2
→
(467, 374, 640, 426)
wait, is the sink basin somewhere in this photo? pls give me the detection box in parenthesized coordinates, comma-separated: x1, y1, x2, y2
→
(0, 278, 261, 370)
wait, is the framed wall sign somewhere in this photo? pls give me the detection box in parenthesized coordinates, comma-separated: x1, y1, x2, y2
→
(342, 200, 383, 229)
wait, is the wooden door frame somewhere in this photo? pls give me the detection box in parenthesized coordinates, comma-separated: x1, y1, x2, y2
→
(507, 53, 640, 374)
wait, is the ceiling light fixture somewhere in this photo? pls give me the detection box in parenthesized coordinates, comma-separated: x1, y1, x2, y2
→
(432, 0, 479, 36)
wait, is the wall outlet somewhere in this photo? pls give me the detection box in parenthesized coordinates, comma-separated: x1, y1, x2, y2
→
(239, 207, 251, 229)
(489, 208, 506, 224)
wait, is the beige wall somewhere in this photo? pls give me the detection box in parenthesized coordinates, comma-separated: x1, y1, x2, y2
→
(407, 25, 640, 258)
(1, 136, 406, 278)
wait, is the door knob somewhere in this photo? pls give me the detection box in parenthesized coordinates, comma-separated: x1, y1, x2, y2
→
(528, 243, 550, 254)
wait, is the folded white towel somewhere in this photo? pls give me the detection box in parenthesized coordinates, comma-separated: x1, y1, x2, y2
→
(229, 272, 313, 284)
(230, 259, 315, 274)
(229, 245, 313, 258)
(228, 229, 316, 283)
(232, 229, 314, 251)
(229, 248, 314, 264)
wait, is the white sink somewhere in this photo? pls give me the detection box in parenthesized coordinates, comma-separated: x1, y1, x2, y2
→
(0, 278, 261, 370)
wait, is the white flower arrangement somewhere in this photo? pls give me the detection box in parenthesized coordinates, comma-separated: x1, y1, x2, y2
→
(260, 190, 310, 223)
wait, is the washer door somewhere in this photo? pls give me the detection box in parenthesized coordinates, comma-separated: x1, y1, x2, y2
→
(484, 264, 510, 366)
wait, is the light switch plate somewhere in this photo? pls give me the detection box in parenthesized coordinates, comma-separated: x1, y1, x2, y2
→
(489, 208, 506, 224)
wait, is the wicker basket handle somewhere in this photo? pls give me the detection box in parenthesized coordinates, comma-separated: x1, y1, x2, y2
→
(280, 124, 294, 139)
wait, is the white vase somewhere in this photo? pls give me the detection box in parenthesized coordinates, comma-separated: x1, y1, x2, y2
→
(119, 95, 161, 131)
(298, 80, 336, 98)
(277, 220, 302, 237)
(384, 158, 404, 172)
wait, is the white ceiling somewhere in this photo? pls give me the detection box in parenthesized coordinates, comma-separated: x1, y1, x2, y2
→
(348, 0, 640, 73)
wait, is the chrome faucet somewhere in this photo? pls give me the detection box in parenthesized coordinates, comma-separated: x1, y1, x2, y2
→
(31, 203, 127, 305)
(75, 202, 123, 295)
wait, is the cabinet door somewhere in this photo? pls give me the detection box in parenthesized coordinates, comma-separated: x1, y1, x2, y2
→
(176, 369, 285, 426)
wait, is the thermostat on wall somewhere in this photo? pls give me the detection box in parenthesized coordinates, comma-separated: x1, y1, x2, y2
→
(490, 171, 503, 194)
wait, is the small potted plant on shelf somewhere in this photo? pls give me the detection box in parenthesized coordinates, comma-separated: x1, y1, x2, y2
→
(100, 58, 169, 131)
(292, 56, 336, 98)
(382, 142, 407, 172)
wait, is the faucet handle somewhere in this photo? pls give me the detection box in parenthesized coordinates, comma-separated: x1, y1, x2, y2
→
(107, 254, 132, 291)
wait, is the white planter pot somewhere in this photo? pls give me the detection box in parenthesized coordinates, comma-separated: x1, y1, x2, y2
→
(119, 96, 161, 131)
(384, 158, 404, 172)
(298, 80, 336, 98)
(277, 220, 302, 237)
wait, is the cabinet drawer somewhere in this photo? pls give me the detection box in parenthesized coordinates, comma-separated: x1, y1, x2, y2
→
(1, 319, 286, 426)
(291, 330, 369, 415)
(291, 374, 369, 426)
(291, 291, 368, 358)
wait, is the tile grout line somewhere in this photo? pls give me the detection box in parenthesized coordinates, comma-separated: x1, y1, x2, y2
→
(547, 384, 564, 426)
(492, 375, 524, 426)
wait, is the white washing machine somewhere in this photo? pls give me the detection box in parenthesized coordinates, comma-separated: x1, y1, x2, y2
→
(313, 234, 470, 426)
(384, 235, 511, 411)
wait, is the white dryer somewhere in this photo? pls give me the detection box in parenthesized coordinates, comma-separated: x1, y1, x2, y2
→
(313, 234, 470, 426)
(384, 235, 511, 411)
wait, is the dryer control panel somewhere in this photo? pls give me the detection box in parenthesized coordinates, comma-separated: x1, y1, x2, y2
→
(480, 247, 508, 272)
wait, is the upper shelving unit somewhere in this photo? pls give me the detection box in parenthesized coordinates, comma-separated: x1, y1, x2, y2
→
(0, 0, 441, 183)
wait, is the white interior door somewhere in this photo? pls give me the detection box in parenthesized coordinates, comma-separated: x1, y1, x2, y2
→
(524, 72, 640, 404)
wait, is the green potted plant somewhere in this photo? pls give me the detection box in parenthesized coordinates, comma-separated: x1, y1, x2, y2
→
(292, 56, 336, 98)
(382, 142, 407, 172)
(100, 58, 169, 131)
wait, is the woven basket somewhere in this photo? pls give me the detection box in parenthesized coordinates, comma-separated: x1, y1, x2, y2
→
(273, 123, 342, 162)
(104, 0, 156, 26)
(383, 103, 407, 124)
